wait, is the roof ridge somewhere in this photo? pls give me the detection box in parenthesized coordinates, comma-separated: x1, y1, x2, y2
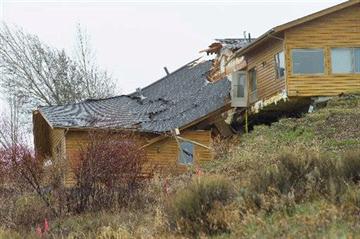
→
(38, 94, 131, 109)
(128, 57, 207, 96)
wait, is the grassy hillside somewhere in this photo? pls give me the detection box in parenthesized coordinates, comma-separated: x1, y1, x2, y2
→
(203, 94, 360, 238)
(208, 94, 360, 182)
(1, 94, 360, 238)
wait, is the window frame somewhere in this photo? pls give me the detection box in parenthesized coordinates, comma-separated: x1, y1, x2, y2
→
(178, 141, 194, 165)
(275, 51, 285, 80)
(231, 71, 246, 99)
(291, 48, 325, 75)
(331, 47, 360, 75)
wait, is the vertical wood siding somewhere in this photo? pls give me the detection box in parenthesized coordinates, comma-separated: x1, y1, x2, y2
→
(246, 38, 286, 101)
(285, 4, 360, 96)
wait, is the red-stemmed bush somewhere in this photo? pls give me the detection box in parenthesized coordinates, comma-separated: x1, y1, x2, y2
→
(71, 131, 149, 212)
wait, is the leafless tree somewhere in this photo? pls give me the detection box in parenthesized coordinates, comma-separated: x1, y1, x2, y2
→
(74, 24, 114, 99)
(0, 23, 115, 111)
(0, 96, 23, 149)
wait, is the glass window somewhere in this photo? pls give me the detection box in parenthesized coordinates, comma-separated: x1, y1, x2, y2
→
(179, 141, 194, 165)
(275, 51, 285, 79)
(249, 69, 257, 93)
(292, 49, 324, 74)
(331, 48, 353, 73)
(331, 48, 360, 74)
(354, 48, 360, 73)
(232, 72, 245, 98)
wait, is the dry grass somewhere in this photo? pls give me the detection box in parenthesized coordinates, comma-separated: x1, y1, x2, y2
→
(1, 94, 360, 238)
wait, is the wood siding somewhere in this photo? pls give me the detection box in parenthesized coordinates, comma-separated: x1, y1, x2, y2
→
(285, 4, 360, 96)
(64, 130, 212, 186)
(145, 130, 213, 174)
(246, 38, 286, 101)
(33, 112, 51, 159)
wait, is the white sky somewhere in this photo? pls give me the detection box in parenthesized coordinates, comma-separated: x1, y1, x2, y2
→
(0, 0, 345, 112)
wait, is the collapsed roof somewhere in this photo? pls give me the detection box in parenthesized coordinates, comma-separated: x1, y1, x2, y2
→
(38, 60, 231, 133)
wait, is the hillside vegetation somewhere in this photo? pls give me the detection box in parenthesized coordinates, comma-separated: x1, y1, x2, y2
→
(1, 94, 360, 238)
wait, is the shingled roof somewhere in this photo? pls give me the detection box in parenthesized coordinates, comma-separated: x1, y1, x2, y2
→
(38, 60, 231, 133)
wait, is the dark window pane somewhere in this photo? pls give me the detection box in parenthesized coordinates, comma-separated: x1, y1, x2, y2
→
(249, 69, 257, 92)
(275, 51, 285, 79)
(292, 49, 324, 74)
(179, 141, 193, 165)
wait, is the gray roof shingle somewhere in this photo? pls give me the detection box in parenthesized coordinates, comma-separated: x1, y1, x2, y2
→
(39, 59, 231, 133)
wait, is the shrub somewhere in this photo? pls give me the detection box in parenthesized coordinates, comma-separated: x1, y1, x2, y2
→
(70, 131, 149, 212)
(341, 185, 360, 211)
(341, 150, 360, 183)
(13, 194, 51, 228)
(251, 151, 345, 204)
(166, 175, 234, 236)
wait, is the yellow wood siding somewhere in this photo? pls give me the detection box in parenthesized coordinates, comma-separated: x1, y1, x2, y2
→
(50, 129, 65, 161)
(64, 131, 89, 186)
(145, 130, 213, 174)
(64, 130, 212, 186)
(246, 38, 286, 101)
(285, 4, 360, 96)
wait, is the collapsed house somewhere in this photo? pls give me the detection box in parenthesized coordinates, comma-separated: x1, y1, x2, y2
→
(33, 0, 360, 186)
(33, 60, 232, 186)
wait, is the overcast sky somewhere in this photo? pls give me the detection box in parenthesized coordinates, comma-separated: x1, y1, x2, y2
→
(0, 0, 345, 112)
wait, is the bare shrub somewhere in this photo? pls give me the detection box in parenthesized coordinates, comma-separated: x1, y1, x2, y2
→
(0, 144, 59, 230)
(13, 194, 50, 228)
(69, 131, 149, 212)
(250, 150, 353, 207)
(211, 136, 240, 160)
(166, 175, 234, 236)
(341, 150, 360, 183)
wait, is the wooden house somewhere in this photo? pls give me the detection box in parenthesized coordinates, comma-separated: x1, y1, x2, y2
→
(33, 60, 232, 186)
(221, 0, 360, 122)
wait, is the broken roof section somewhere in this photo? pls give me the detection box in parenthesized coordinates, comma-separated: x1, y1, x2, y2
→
(200, 38, 255, 55)
(38, 60, 231, 133)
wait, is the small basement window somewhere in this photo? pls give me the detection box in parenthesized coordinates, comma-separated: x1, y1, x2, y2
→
(331, 48, 360, 74)
(275, 51, 285, 79)
(292, 49, 324, 74)
(179, 141, 194, 165)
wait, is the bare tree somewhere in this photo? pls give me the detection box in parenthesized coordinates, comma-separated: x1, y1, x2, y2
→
(0, 96, 23, 149)
(74, 24, 114, 99)
(0, 23, 115, 110)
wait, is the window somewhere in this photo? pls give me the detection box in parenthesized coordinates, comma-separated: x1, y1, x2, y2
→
(179, 141, 194, 165)
(356, 49, 360, 73)
(249, 68, 257, 93)
(275, 51, 285, 79)
(331, 48, 360, 74)
(248, 68, 257, 103)
(232, 72, 246, 98)
(292, 49, 324, 74)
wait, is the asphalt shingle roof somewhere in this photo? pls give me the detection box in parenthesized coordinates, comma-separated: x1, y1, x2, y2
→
(39, 59, 231, 133)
